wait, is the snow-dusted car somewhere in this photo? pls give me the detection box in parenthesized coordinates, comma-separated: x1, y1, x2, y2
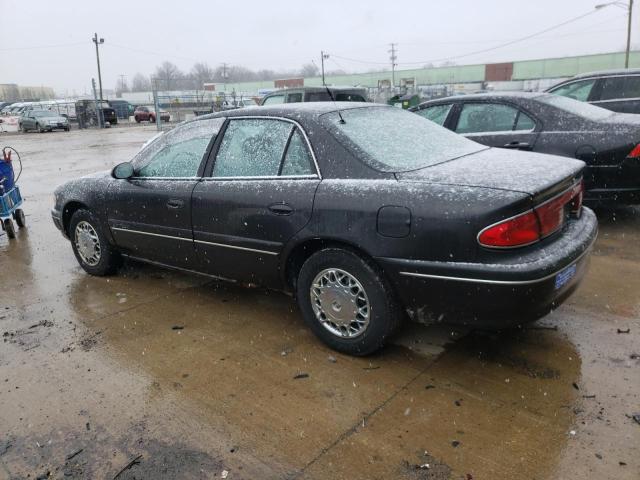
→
(52, 103, 597, 355)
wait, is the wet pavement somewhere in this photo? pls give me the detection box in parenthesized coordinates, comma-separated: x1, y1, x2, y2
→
(0, 127, 638, 479)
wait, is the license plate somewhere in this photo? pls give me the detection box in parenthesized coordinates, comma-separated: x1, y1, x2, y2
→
(555, 264, 577, 290)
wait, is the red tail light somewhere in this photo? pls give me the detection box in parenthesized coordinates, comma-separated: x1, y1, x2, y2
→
(478, 181, 584, 249)
(628, 144, 640, 158)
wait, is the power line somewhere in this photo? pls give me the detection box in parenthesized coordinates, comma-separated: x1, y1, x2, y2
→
(0, 41, 87, 51)
(331, 8, 606, 67)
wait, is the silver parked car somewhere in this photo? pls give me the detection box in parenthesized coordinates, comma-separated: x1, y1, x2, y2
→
(19, 110, 70, 132)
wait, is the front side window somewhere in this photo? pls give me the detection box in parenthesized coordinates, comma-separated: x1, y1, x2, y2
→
(320, 106, 484, 172)
(213, 119, 293, 177)
(263, 95, 285, 105)
(549, 79, 596, 102)
(415, 104, 452, 126)
(456, 103, 520, 134)
(133, 118, 223, 178)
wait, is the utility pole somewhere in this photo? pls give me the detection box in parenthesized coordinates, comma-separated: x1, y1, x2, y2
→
(388, 43, 398, 89)
(92, 33, 105, 103)
(151, 78, 161, 132)
(91, 78, 103, 129)
(321, 51, 329, 85)
(118, 74, 127, 96)
(596, 1, 634, 68)
(221, 63, 229, 91)
(626, 0, 634, 68)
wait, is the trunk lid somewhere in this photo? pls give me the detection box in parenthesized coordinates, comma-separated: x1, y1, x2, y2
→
(396, 148, 584, 201)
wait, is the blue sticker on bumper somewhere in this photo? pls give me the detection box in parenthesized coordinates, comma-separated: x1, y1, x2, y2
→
(555, 264, 577, 290)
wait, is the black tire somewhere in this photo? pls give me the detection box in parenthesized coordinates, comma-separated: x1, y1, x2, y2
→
(19, 123, 25, 133)
(149, 115, 155, 123)
(64, 127, 70, 131)
(13, 209, 25, 228)
(69, 209, 121, 276)
(135, 116, 141, 123)
(3, 218, 15, 239)
(296, 248, 403, 355)
(36, 123, 44, 133)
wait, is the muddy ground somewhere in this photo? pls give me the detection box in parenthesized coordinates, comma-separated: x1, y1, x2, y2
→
(0, 127, 638, 479)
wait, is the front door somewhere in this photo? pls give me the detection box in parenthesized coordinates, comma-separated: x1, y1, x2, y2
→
(106, 118, 223, 268)
(454, 102, 539, 151)
(192, 117, 320, 287)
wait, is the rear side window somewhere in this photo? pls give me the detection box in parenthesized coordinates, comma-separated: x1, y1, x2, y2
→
(415, 104, 452, 126)
(306, 92, 331, 102)
(456, 103, 520, 133)
(600, 76, 640, 100)
(213, 119, 293, 177)
(262, 95, 284, 105)
(287, 93, 303, 103)
(281, 129, 315, 176)
(549, 79, 595, 102)
(515, 111, 536, 130)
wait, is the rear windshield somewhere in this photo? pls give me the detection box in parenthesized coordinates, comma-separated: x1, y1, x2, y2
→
(538, 94, 614, 121)
(320, 106, 485, 172)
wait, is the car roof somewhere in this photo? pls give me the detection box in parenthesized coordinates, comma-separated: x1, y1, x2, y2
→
(195, 101, 386, 122)
(416, 91, 547, 107)
(264, 86, 366, 95)
(567, 68, 640, 80)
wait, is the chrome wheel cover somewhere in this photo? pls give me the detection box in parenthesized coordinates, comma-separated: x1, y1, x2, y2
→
(74, 221, 101, 266)
(310, 268, 370, 338)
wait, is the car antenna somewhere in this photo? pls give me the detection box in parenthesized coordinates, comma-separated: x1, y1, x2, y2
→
(323, 81, 346, 124)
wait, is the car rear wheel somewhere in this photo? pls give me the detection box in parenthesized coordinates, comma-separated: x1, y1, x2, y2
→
(296, 248, 403, 355)
(36, 123, 44, 133)
(69, 209, 121, 276)
(149, 115, 155, 123)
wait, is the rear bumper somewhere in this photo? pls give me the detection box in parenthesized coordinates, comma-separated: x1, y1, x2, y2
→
(377, 208, 598, 328)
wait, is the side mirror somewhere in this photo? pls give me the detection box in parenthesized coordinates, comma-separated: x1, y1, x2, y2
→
(112, 162, 134, 179)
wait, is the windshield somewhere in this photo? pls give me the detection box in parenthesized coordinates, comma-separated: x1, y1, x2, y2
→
(30, 110, 56, 117)
(538, 94, 614, 121)
(320, 106, 485, 172)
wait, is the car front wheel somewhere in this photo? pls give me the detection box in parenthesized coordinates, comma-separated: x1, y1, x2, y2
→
(296, 248, 403, 355)
(69, 209, 121, 276)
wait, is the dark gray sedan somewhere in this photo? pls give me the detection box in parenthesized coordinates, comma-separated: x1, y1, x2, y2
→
(19, 109, 69, 132)
(411, 92, 640, 204)
(52, 103, 596, 355)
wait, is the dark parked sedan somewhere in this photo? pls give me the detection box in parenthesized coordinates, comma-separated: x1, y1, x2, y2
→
(545, 69, 640, 114)
(411, 92, 640, 204)
(52, 103, 597, 355)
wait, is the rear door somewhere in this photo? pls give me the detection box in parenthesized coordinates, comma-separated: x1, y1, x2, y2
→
(106, 118, 223, 268)
(192, 117, 320, 287)
(453, 102, 539, 151)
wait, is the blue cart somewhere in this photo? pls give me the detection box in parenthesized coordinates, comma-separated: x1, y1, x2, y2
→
(0, 147, 25, 239)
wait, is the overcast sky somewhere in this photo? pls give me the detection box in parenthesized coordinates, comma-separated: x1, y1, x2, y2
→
(0, 0, 636, 95)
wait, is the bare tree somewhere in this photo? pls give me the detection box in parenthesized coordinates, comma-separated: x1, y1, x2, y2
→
(153, 61, 184, 90)
(299, 63, 319, 77)
(190, 62, 215, 88)
(131, 73, 151, 92)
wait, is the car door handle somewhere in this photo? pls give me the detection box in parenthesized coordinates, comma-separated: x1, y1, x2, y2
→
(503, 141, 530, 149)
(268, 203, 293, 215)
(166, 199, 184, 209)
